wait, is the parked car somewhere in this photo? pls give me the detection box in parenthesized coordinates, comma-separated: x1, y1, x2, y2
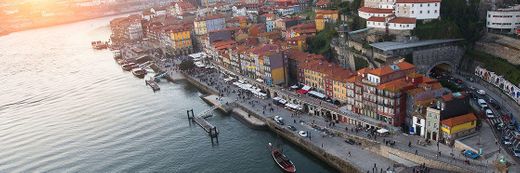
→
(496, 123, 505, 130)
(298, 131, 308, 137)
(503, 138, 512, 145)
(477, 99, 488, 109)
(512, 149, 520, 157)
(508, 123, 517, 130)
(287, 125, 297, 131)
(462, 150, 480, 159)
(485, 109, 495, 118)
(344, 139, 357, 145)
(274, 116, 285, 125)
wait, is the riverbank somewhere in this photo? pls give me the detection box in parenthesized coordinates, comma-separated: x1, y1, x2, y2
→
(1, 10, 142, 37)
(179, 65, 498, 173)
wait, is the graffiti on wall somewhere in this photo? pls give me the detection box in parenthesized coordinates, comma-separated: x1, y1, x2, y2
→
(475, 66, 520, 104)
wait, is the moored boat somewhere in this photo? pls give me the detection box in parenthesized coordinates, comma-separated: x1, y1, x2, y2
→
(131, 68, 147, 78)
(91, 41, 108, 50)
(268, 143, 296, 173)
(121, 63, 136, 71)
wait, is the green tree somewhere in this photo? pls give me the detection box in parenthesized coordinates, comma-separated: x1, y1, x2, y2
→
(306, 23, 338, 56)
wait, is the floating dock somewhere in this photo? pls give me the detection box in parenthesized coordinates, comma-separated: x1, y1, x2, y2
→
(187, 109, 219, 144)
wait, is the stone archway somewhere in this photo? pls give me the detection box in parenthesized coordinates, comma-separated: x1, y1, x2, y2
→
(427, 61, 455, 77)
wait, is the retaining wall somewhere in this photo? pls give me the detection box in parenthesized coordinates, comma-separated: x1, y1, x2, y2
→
(234, 103, 362, 173)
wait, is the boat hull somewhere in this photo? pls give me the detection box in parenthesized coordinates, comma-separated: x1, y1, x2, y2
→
(269, 144, 296, 173)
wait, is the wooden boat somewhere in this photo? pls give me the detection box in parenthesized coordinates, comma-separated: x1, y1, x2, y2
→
(131, 68, 147, 78)
(121, 63, 136, 71)
(91, 41, 108, 50)
(268, 143, 296, 173)
(145, 78, 160, 92)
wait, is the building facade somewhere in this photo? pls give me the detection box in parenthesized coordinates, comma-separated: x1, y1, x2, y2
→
(486, 5, 520, 34)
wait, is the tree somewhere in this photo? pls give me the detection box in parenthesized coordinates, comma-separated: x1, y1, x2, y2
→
(179, 60, 195, 71)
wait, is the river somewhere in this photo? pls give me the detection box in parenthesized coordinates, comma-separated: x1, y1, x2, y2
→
(0, 15, 335, 173)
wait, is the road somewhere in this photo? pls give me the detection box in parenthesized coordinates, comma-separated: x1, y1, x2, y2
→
(185, 65, 496, 172)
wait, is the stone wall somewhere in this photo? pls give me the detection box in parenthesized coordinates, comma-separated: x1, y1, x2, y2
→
(413, 45, 464, 74)
(376, 145, 469, 173)
(234, 103, 363, 173)
(475, 33, 520, 65)
(183, 72, 220, 95)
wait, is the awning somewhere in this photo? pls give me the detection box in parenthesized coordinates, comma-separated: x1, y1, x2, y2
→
(285, 103, 302, 110)
(297, 89, 309, 94)
(377, 128, 389, 134)
(301, 85, 311, 91)
(308, 91, 326, 99)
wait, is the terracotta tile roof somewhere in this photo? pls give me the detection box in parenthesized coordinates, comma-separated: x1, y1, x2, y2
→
(441, 113, 477, 127)
(376, 78, 414, 92)
(315, 10, 339, 15)
(316, 0, 330, 6)
(250, 44, 281, 56)
(368, 61, 415, 76)
(441, 93, 454, 102)
(389, 17, 416, 24)
(367, 17, 386, 22)
(396, 0, 441, 3)
(358, 7, 394, 14)
(286, 49, 325, 63)
(263, 13, 275, 18)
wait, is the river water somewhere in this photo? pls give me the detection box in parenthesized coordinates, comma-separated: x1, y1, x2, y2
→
(0, 15, 334, 172)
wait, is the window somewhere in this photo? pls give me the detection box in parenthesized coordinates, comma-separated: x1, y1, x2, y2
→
(412, 11, 414, 14)
(420, 11, 423, 14)
(420, 4, 422, 7)
(470, 121, 474, 125)
(428, 10, 430, 14)
(435, 10, 438, 13)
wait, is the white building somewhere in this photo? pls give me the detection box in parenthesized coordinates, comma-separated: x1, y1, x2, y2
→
(358, 7, 394, 19)
(366, 16, 416, 30)
(394, 0, 440, 20)
(487, 5, 520, 34)
(358, 0, 440, 30)
(127, 22, 143, 40)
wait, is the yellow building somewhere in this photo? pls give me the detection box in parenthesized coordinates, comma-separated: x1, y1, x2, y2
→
(315, 10, 339, 31)
(194, 19, 207, 35)
(168, 26, 193, 54)
(332, 79, 348, 103)
(441, 113, 477, 144)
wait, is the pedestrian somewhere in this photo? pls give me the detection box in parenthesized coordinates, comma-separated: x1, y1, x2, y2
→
(348, 151, 351, 157)
(408, 141, 412, 147)
(294, 119, 296, 123)
(415, 150, 418, 155)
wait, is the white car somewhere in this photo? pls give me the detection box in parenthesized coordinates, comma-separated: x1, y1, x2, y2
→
(485, 109, 494, 118)
(477, 89, 486, 95)
(478, 99, 488, 109)
(298, 131, 308, 137)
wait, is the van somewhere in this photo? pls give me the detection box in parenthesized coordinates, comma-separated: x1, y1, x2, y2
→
(478, 99, 488, 109)
(485, 109, 494, 118)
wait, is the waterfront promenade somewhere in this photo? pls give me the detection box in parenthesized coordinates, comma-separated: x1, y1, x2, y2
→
(177, 64, 501, 173)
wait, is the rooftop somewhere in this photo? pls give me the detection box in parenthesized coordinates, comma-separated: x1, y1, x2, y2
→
(368, 61, 415, 76)
(395, 0, 441, 3)
(370, 39, 463, 52)
(358, 7, 394, 14)
(389, 17, 416, 24)
(441, 113, 477, 127)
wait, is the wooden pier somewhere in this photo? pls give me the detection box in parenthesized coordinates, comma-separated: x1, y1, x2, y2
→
(187, 109, 219, 144)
